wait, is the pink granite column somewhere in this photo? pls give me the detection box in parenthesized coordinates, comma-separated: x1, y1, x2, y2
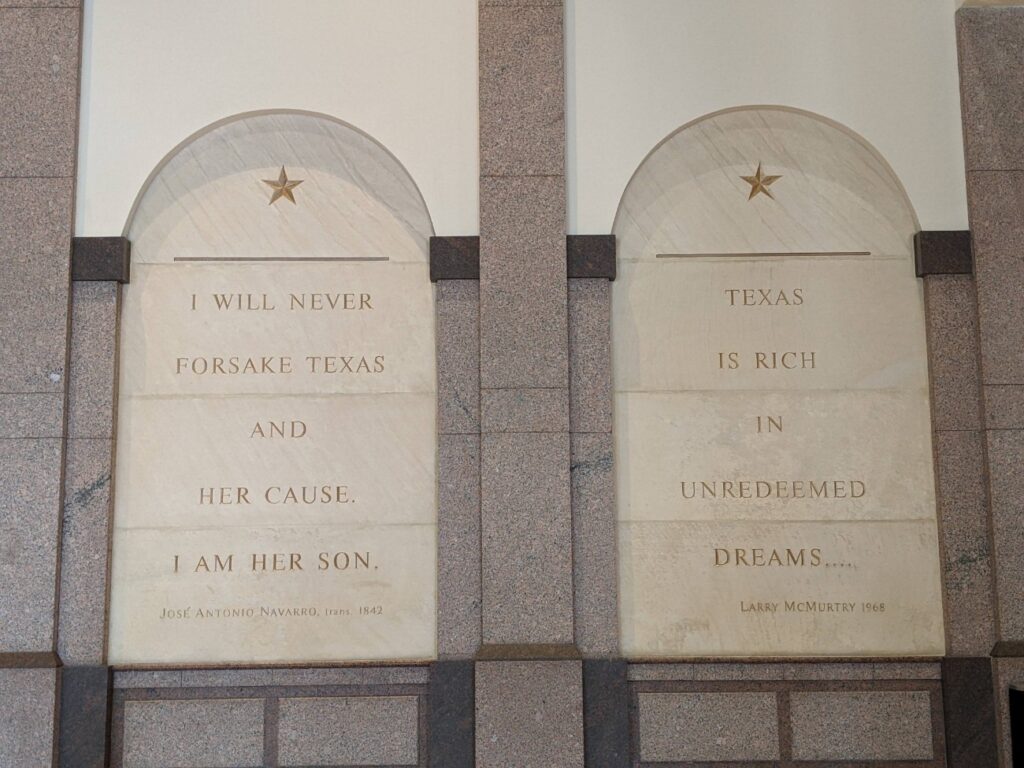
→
(475, 1, 584, 765)
(958, 6, 1024, 765)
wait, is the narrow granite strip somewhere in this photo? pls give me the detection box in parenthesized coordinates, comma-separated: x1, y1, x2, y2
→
(571, 432, 617, 656)
(437, 279, 480, 435)
(57, 437, 115, 665)
(924, 274, 983, 432)
(438, 433, 482, 658)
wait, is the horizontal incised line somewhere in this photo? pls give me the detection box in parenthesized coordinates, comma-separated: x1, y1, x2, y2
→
(172, 257, 390, 263)
(656, 251, 872, 258)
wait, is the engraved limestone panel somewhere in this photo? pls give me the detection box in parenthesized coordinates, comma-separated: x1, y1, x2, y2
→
(108, 112, 437, 665)
(613, 108, 944, 657)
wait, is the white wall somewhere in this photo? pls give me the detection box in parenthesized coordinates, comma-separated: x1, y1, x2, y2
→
(76, 0, 479, 236)
(567, 0, 969, 233)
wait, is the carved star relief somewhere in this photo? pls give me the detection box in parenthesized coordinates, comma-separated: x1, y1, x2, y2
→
(740, 162, 782, 201)
(262, 167, 304, 205)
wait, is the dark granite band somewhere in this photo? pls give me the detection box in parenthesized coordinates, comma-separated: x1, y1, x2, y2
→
(567, 235, 616, 280)
(991, 640, 1024, 657)
(476, 644, 582, 661)
(941, 657, 998, 767)
(71, 237, 131, 283)
(915, 231, 972, 277)
(429, 235, 617, 281)
(583, 660, 630, 768)
(0, 652, 61, 668)
(429, 661, 474, 768)
(430, 236, 480, 281)
(59, 666, 113, 768)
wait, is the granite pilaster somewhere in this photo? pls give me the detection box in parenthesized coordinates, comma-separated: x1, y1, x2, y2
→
(957, 7, 1024, 171)
(479, 175, 567, 390)
(0, 8, 80, 177)
(481, 432, 572, 645)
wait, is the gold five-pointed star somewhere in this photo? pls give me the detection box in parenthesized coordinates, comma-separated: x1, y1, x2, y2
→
(740, 162, 782, 201)
(262, 166, 304, 205)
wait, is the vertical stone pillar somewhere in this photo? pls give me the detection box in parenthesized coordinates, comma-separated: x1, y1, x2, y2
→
(958, 6, 1024, 765)
(0, 3, 82, 765)
(476, 1, 583, 765)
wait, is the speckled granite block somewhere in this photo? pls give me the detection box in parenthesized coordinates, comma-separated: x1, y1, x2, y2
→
(924, 275, 983, 431)
(0, 668, 56, 768)
(790, 691, 934, 760)
(935, 429, 998, 655)
(966, 171, 1024, 384)
(121, 699, 263, 768)
(437, 280, 480, 435)
(571, 432, 617, 656)
(438, 433, 482, 658)
(986, 385, 1024, 429)
(568, 279, 612, 434)
(57, 437, 114, 665)
(479, 6, 563, 176)
(481, 388, 568, 433)
(957, 8, 1024, 171)
(476, 660, 583, 768)
(0, 438, 62, 651)
(993, 657, 1024, 768)
(986, 429, 1024, 639)
(0, 393, 64, 437)
(0, 8, 80, 176)
(67, 282, 120, 439)
(481, 432, 572, 644)
(278, 696, 419, 766)
(479, 175, 567, 390)
(0, 177, 73, 394)
(637, 692, 779, 762)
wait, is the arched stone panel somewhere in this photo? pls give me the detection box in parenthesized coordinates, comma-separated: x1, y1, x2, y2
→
(613, 107, 943, 657)
(108, 111, 437, 665)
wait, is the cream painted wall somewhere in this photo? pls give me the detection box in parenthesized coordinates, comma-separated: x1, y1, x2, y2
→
(76, 0, 479, 236)
(566, 0, 969, 233)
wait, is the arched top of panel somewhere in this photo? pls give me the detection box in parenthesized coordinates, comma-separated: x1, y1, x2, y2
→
(125, 110, 434, 264)
(612, 106, 919, 262)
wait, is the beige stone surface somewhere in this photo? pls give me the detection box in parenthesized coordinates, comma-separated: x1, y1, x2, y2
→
(109, 112, 437, 664)
(613, 108, 943, 657)
(621, 520, 944, 657)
